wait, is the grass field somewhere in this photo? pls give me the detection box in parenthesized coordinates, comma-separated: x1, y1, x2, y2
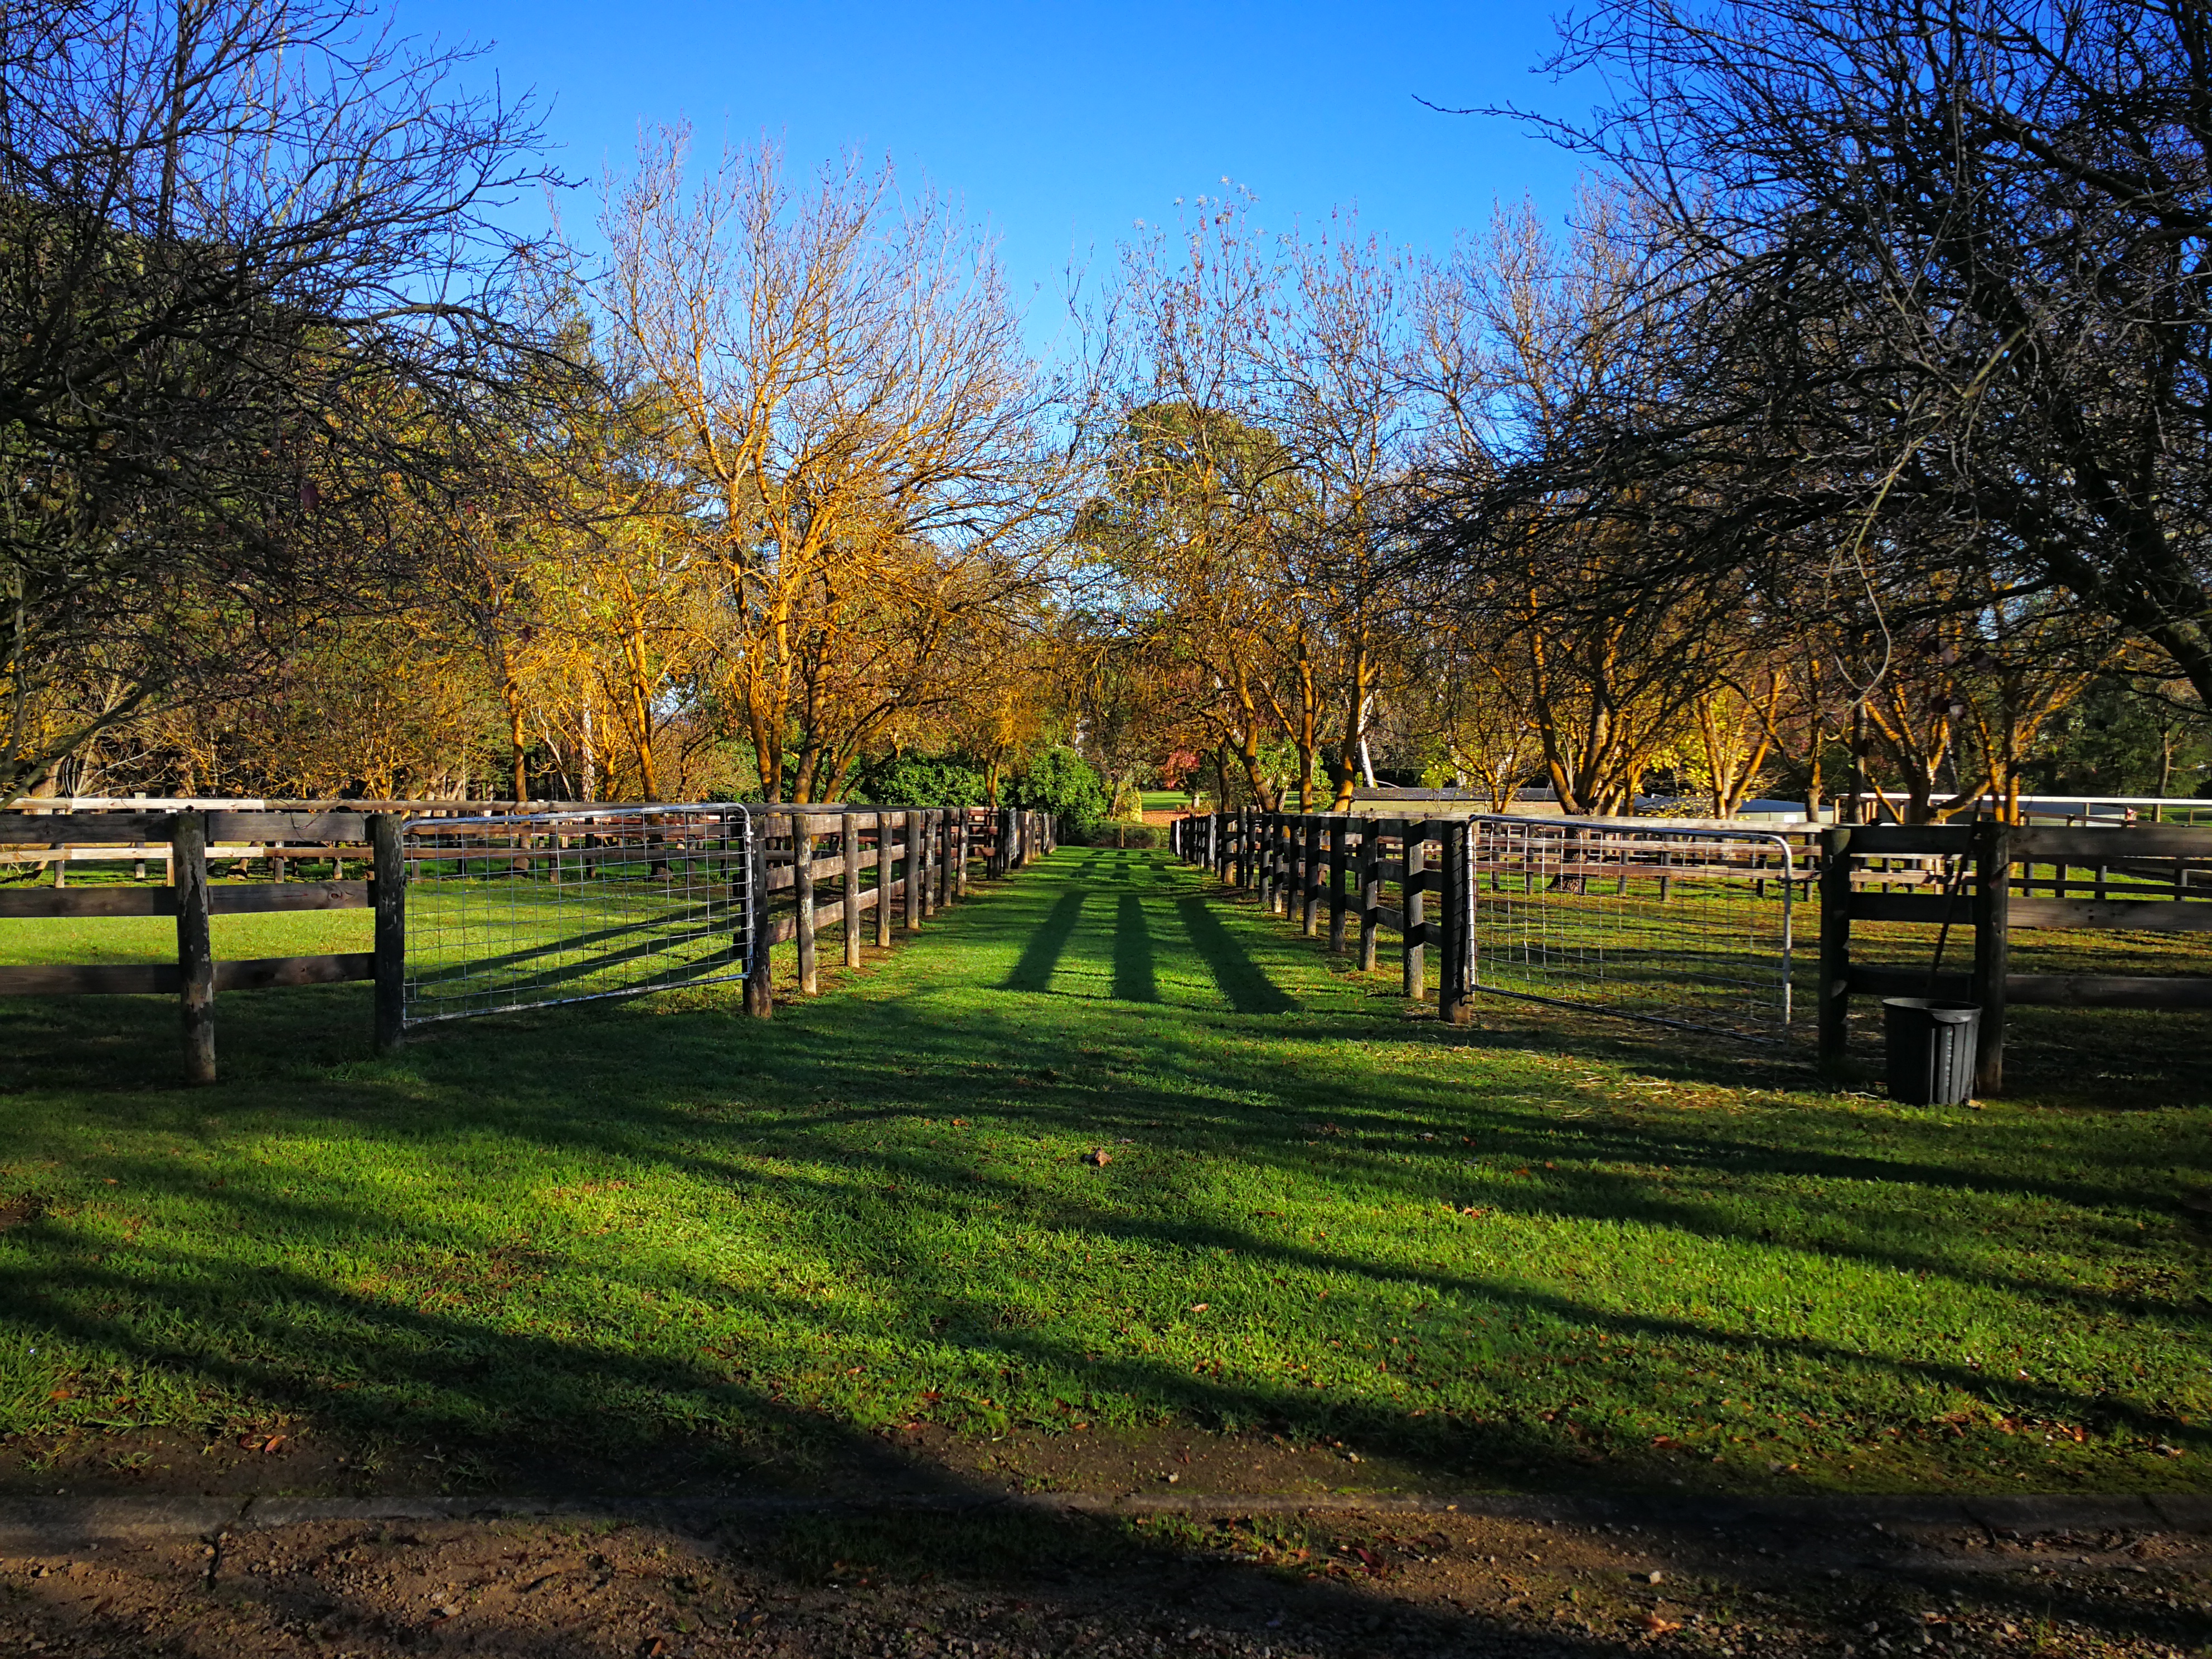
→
(3, 846, 2210, 1497)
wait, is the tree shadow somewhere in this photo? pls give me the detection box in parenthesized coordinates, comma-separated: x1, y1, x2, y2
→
(8, 1209, 2209, 1658)
(7, 848, 2212, 1544)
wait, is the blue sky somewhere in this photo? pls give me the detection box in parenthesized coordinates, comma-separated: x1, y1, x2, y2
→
(421, 2, 1598, 347)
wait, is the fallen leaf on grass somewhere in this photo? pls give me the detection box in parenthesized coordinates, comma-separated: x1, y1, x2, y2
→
(1082, 1150, 1112, 1166)
(1637, 1612, 1681, 1635)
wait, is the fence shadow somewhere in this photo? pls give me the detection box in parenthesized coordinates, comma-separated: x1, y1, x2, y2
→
(1176, 895, 1297, 1016)
(1113, 892, 1160, 1003)
(1002, 889, 1085, 993)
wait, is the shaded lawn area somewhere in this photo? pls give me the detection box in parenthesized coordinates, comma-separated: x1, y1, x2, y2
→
(1, 847, 2209, 1496)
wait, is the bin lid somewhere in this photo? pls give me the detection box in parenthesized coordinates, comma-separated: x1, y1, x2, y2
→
(1880, 997, 1981, 1020)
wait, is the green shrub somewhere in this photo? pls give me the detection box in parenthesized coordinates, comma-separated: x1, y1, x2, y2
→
(1068, 821, 1163, 849)
(853, 753, 989, 807)
(1007, 747, 1108, 836)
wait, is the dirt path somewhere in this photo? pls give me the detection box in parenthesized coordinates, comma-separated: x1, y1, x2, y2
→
(5, 1490, 2211, 1657)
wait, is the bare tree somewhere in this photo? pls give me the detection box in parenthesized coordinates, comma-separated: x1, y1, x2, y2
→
(1415, 195, 1762, 815)
(1472, 0, 2212, 710)
(0, 0, 560, 803)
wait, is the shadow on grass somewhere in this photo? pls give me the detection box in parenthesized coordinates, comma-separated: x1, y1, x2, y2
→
(7, 849, 2212, 1588)
(1003, 889, 1085, 993)
(1113, 893, 1158, 1003)
(5, 1192, 2205, 1657)
(1177, 895, 1297, 1016)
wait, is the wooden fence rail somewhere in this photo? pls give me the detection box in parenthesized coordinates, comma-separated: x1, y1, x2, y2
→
(3, 802, 1056, 1082)
(1817, 819, 2212, 1094)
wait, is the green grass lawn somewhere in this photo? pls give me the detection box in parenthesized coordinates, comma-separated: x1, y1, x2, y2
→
(3, 848, 2210, 1496)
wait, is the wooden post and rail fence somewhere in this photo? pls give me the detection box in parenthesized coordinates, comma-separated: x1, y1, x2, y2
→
(1175, 807, 2212, 1092)
(1, 802, 1054, 1083)
(1817, 819, 2212, 1095)
(1171, 808, 1481, 1023)
(743, 806, 1052, 1016)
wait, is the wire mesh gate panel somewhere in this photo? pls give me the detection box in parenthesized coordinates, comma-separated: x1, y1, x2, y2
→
(400, 806, 755, 1027)
(1464, 815, 1797, 1041)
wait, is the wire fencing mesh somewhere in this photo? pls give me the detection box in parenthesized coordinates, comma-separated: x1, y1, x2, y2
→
(401, 806, 754, 1027)
(1465, 815, 1798, 1041)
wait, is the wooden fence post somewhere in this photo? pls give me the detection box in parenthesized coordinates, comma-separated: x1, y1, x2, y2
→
(1401, 819, 1426, 1001)
(874, 814, 894, 949)
(916, 810, 934, 919)
(795, 813, 819, 995)
(1817, 826, 1852, 1070)
(1327, 816, 1348, 952)
(904, 812, 923, 930)
(371, 813, 405, 1056)
(1438, 819, 1473, 1025)
(843, 813, 864, 967)
(173, 811, 216, 1083)
(1971, 819, 2011, 1097)
(745, 814, 774, 1017)
(1358, 820, 1380, 972)
(1299, 816, 1320, 935)
(956, 811, 971, 899)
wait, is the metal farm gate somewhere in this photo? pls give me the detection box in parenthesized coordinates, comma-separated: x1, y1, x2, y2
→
(397, 804, 758, 1030)
(1463, 814, 1798, 1041)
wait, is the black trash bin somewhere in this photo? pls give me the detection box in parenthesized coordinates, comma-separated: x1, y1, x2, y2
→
(1882, 998, 1981, 1105)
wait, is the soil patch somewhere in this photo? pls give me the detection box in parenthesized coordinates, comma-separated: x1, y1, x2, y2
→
(5, 1496, 2211, 1657)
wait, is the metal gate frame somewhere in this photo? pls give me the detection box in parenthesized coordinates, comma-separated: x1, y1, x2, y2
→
(397, 803, 757, 1030)
(1459, 813, 1798, 1041)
